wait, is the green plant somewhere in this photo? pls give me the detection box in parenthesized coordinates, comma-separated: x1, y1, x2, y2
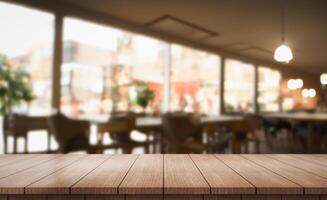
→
(0, 54, 35, 115)
(135, 83, 155, 109)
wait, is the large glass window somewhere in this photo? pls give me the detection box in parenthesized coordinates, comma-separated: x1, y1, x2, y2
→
(224, 59, 255, 113)
(170, 44, 220, 115)
(258, 67, 281, 112)
(0, 2, 54, 154)
(61, 18, 167, 118)
(0, 2, 54, 115)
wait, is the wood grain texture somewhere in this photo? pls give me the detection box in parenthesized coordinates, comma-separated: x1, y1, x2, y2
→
(0, 155, 84, 194)
(216, 155, 302, 195)
(119, 154, 163, 194)
(85, 195, 124, 200)
(242, 195, 282, 200)
(164, 195, 203, 200)
(26, 155, 109, 194)
(0, 195, 7, 200)
(290, 155, 327, 167)
(85, 195, 125, 200)
(244, 155, 327, 194)
(164, 154, 210, 195)
(0, 155, 36, 167)
(190, 154, 255, 194)
(125, 195, 163, 200)
(8, 195, 46, 200)
(267, 155, 327, 179)
(47, 195, 84, 200)
(0, 155, 59, 179)
(71, 154, 137, 195)
(282, 195, 319, 200)
(242, 195, 281, 200)
(0, 154, 327, 197)
(204, 195, 241, 200)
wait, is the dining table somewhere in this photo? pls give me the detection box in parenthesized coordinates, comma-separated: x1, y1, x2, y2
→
(92, 114, 246, 153)
(0, 154, 326, 200)
(263, 112, 327, 153)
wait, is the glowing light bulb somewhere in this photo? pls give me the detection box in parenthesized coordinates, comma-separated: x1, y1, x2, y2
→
(295, 78, 303, 89)
(320, 73, 327, 85)
(308, 88, 316, 98)
(287, 79, 296, 90)
(301, 89, 309, 98)
(274, 44, 293, 63)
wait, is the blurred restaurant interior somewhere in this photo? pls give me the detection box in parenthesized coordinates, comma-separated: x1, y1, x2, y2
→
(1, 0, 327, 154)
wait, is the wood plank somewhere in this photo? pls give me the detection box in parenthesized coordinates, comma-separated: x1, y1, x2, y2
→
(242, 195, 281, 200)
(204, 195, 241, 200)
(119, 154, 163, 194)
(0, 195, 7, 200)
(190, 154, 255, 194)
(85, 195, 124, 200)
(267, 155, 327, 179)
(216, 155, 302, 195)
(0, 155, 36, 167)
(164, 195, 203, 200)
(290, 155, 327, 167)
(0, 155, 59, 179)
(164, 154, 210, 195)
(47, 195, 84, 200)
(26, 155, 109, 194)
(0, 155, 84, 194)
(7, 195, 46, 200)
(282, 195, 319, 200)
(243, 155, 327, 194)
(125, 195, 162, 200)
(71, 155, 138, 195)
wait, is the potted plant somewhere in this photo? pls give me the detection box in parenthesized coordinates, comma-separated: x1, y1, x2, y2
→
(0, 54, 35, 115)
(133, 83, 155, 112)
(0, 54, 35, 152)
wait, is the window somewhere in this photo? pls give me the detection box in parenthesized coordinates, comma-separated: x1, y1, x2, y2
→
(170, 44, 220, 115)
(61, 18, 167, 117)
(0, 2, 54, 154)
(224, 59, 255, 113)
(0, 2, 54, 115)
(258, 67, 281, 112)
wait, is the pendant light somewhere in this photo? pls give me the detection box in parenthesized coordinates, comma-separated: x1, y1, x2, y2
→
(274, 1, 293, 63)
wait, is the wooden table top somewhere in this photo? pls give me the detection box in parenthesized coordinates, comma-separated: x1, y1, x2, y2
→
(0, 154, 327, 196)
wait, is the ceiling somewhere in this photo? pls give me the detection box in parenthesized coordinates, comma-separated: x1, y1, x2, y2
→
(54, 0, 327, 74)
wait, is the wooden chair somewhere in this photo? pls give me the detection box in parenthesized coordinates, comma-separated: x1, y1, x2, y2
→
(162, 113, 207, 153)
(3, 114, 50, 154)
(203, 123, 232, 153)
(48, 112, 96, 154)
(222, 114, 261, 153)
(97, 113, 154, 153)
(235, 114, 261, 153)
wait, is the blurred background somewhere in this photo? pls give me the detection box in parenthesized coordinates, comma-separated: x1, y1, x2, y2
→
(1, 0, 327, 154)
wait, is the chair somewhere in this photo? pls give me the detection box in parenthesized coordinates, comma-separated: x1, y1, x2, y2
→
(261, 116, 295, 152)
(3, 114, 50, 154)
(97, 113, 154, 153)
(48, 112, 95, 153)
(162, 113, 207, 153)
(203, 124, 232, 153)
(230, 114, 261, 153)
